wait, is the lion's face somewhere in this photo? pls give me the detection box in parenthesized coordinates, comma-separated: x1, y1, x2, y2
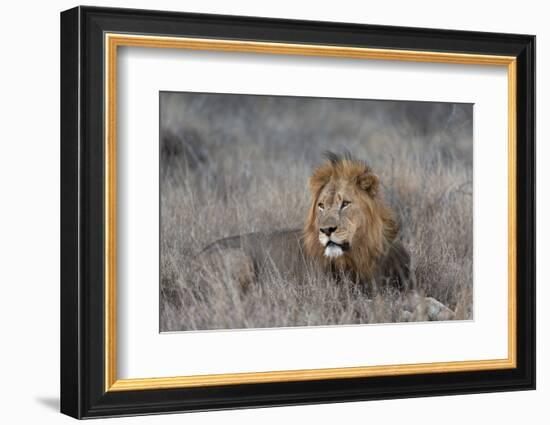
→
(303, 153, 398, 279)
(315, 180, 365, 258)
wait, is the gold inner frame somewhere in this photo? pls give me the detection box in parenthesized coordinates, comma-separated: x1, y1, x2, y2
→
(104, 33, 517, 392)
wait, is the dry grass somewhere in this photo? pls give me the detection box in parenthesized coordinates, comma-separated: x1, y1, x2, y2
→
(159, 93, 473, 331)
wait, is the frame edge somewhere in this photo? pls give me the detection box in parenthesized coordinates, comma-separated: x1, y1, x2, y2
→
(60, 6, 83, 420)
(516, 34, 536, 391)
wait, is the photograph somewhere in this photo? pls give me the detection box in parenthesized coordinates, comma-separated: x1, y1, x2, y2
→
(159, 92, 474, 332)
(58, 5, 535, 419)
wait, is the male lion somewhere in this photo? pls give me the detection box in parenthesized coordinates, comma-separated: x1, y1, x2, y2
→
(303, 152, 410, 290)
(201, 152, 411, 293)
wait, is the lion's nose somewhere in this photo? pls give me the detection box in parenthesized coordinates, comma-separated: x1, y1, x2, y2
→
(320, 226, 337, 236)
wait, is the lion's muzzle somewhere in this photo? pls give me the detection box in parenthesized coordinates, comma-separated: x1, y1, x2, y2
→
(319, 232, 350, 258)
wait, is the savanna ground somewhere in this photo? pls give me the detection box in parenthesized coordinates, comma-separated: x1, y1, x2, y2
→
(160, 92, 473, 332)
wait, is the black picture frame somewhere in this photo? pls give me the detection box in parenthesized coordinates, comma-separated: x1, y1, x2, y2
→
(61, 5, 535, 419)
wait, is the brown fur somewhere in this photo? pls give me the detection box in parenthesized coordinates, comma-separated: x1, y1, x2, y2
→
(303, 153, 410, 289)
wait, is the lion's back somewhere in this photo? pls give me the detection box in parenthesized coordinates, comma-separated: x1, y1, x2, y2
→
(201, 229, 310, 280)
(376, 240, 412, 291)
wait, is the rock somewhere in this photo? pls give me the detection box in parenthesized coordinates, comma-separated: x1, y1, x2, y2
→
(423, 297, 455, 321)
(400, 291, 455, 322)
(399, 310, 415, 322)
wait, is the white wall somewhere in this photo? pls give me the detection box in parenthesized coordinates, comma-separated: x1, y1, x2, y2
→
(0, 0, 545, 423)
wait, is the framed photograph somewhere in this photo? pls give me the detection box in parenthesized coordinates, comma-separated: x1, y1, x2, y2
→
(60, 6, 535, 419)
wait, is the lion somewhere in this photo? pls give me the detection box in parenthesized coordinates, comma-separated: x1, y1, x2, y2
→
(302, 152, 411, 291)
(200, 152, 411, 293)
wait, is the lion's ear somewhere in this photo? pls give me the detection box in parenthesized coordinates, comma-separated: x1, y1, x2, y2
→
(357, 172, 379, 196)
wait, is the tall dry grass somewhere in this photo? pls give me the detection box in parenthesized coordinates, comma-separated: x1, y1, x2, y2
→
(159, 92, 473, 331)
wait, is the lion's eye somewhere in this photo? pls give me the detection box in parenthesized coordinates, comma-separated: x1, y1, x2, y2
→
(341, 201, 351, 209)
(318, 202, 324, 211)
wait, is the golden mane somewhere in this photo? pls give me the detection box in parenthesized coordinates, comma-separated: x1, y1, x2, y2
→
(302, 152, 399, 282)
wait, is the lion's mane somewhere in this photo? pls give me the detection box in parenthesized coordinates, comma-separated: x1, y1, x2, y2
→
(302, 153, 404, 284)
